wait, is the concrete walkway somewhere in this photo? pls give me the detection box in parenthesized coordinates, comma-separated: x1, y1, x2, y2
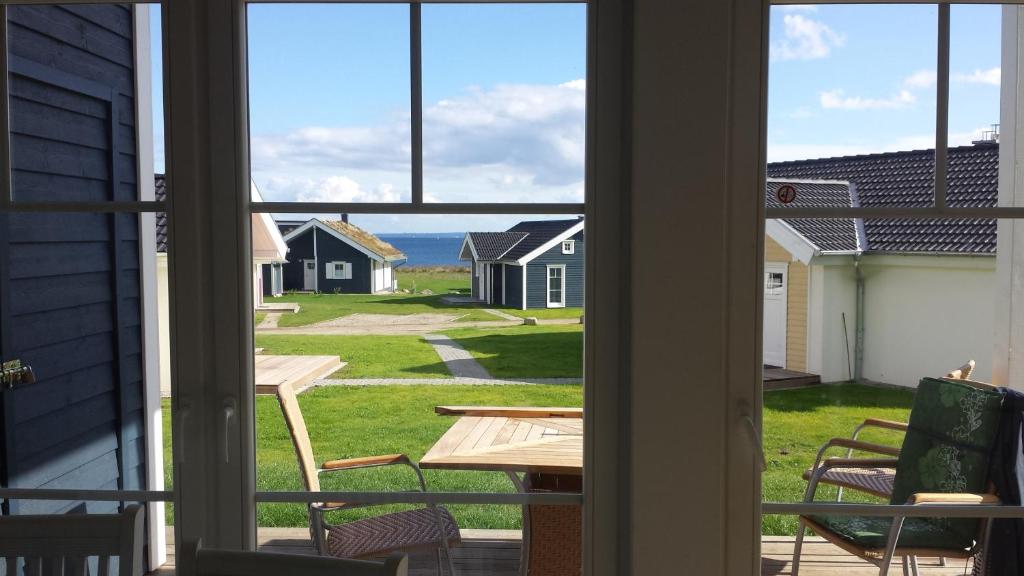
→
(316, 377, 582, 386)
(422, 334, 493, 379)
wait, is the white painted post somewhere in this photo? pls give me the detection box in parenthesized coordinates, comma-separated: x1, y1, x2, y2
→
(994, 7, 1024, 389)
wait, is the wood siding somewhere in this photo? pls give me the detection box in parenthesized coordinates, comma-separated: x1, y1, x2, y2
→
(525, 232, 584, 309)
(764, 236, 808, 372)
(281, 227, 373, 293)
(0, 5, 145, 516)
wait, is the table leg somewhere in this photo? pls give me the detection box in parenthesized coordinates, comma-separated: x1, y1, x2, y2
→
(505, 472, 530, 576)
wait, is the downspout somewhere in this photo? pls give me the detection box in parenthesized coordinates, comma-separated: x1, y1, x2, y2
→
(854, 254, 865, 382)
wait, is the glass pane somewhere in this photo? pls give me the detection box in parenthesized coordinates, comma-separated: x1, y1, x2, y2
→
(422, 4, 586, 203)
(253, 213, 584, 570)
(247, 4, 411, 203)
(7, 4, 163, 204)
(767, 4, 938, 208)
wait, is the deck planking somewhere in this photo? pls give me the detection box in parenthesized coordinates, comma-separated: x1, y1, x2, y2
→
(150, 529, 972, 576)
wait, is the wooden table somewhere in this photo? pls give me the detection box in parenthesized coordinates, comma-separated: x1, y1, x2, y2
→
(420, 406, 583, 576)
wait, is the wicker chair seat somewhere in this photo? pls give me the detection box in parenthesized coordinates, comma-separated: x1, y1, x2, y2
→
(802, 466, 896, 499)
(326, 507, 461, 559)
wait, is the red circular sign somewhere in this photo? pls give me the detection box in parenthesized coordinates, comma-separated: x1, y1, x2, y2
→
(776, 184, 797, 204)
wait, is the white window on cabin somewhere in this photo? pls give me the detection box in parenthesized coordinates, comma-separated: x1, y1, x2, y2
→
(562, 240, 575, 254)
(764, 272, 783, 297)
(325, 261, 352, 280)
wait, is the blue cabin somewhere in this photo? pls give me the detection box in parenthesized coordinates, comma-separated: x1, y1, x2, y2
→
(460, 218, 584, 309)
(279, 218, 407, 294)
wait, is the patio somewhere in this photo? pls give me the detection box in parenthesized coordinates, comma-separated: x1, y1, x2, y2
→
(150, 529, 972, 575)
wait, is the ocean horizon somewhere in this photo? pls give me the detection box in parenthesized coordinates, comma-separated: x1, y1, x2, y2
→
(378, 233, 470, 268)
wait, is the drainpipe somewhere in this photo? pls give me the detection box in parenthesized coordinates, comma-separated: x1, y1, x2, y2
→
(854, 254, 865, 382)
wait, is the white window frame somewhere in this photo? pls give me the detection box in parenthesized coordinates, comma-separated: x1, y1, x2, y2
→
(563, 239, 576, 254)
(547, 264, 566, 308)
(325, 260, 351, 280)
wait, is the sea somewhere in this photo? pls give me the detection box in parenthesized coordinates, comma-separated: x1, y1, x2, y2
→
(378, 233, 469, 268)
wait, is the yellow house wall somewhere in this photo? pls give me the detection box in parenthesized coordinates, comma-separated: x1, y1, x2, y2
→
(765, 236, 809, 372)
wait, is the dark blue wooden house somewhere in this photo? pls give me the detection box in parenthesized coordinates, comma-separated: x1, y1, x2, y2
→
(279, 218, 406, 293)
(0, 5, 162, 565)
(460, 218, 584, 309)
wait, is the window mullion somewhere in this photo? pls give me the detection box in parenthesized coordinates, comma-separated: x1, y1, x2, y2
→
(410, 2, 423, 205)
(935, 3, 950, 209)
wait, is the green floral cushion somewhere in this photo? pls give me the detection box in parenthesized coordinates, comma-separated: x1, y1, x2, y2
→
(808, 514, 972, 550)
(814, 378, 1003, 552)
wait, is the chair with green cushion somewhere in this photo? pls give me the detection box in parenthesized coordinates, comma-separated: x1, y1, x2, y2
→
(793, 377, 1004, 576)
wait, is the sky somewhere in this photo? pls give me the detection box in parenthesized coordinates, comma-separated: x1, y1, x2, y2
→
(150, 3, 1002, 233)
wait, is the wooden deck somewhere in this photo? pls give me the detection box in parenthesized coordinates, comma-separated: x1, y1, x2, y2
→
(764, 366, 822, 390)
(254, 355, 344, 395)
(151, 529, 971, 575)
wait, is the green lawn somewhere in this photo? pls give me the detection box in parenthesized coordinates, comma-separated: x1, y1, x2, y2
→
(254, 312, 267, 326)
(162, 381, 912, 534)
(256, 334, 452, 379)
(163, 384, 583, 529)
(444, 325, 583, 378)
(501, 307, 584, 320)
(394, 268, 471, 294)
(762, 383, 913, 535)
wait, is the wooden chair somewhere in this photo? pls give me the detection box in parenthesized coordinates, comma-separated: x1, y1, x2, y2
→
(275, 382, 460, 574)
(793, 377, 1004, 576)
(0, 504, 144, 576)
(183, 538, 408, 576)
(802, 361, 978, 503)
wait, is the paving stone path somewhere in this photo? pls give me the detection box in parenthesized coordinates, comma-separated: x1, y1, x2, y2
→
(422, 334, 493, 379)
(316, 377, 582, 386)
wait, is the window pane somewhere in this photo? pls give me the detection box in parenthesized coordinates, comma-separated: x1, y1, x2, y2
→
(421, 4, 586, 204)
(247, 4, 410, 204)
(254, 213, 584, 570)
(767, 4, 938, 208)
(7, 4, 163, 204)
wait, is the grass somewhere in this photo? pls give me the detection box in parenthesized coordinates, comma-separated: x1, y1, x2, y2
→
(162, 384, 583, 529)
(501, 307, 584, 320)
(256, 334, 452, 379)
(395, 268, 471, 294)
(762, 383, 914, 536)
(254, 312, 267, 326)
(444, 325, 583, 378)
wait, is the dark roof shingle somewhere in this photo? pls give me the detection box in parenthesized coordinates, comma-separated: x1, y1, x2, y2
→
(767, 179, 860, 252)
(467, 231, 528, 260)
(767, 142, 998, 254)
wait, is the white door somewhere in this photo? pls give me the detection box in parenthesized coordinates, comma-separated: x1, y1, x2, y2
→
(763, 263, 788, 367)
(547, 265, 566, 308)
(303, 260, 316, 290)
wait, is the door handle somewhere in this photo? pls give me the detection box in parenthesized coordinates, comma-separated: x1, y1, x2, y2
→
(741, 415, 767, 472)
(221, 398, 237, 464)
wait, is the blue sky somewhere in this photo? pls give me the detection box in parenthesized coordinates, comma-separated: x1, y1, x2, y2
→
(150, 3, 1002, 232)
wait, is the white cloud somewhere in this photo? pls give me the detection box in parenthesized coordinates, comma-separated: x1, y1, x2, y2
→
(953, 67, 1001, 86)
(264, 175, 404, 204)
(771, 14, 845, 61)
(903, 70, 937, 89)
(778, 5, 818, 13)
(250, 79, 587, 209)
(819, 88, 916, 110)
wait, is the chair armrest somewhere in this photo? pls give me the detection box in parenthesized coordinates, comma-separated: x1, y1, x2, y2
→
(824, 438, 900, 457)
(909, 493, 1000, 505)
(321, 454, 410, 470)
(859, 418, 908, 433)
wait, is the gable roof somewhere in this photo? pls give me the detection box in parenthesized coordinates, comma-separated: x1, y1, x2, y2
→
(463, 218, 584, 265)
(766, 179, 861, 253)
(465, 231, 528, 260)
(767, 142, 998, 255)
(282, 218, 406, 262)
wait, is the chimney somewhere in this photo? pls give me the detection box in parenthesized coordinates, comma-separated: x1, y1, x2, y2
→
(341, 213, 349, 223)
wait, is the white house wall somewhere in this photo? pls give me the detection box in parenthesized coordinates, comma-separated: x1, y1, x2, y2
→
(817, 265, 858, 383)
(859, 256, 995, 386)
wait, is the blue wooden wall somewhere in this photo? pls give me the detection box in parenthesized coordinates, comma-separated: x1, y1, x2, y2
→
(0, 4, 146, 517)
(282, 226, 373, 293)
(525, 231, 585, 309)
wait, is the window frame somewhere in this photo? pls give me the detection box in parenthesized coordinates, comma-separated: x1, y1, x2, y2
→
(563, 239, 576, 254)
(547, 263, 567, 307)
